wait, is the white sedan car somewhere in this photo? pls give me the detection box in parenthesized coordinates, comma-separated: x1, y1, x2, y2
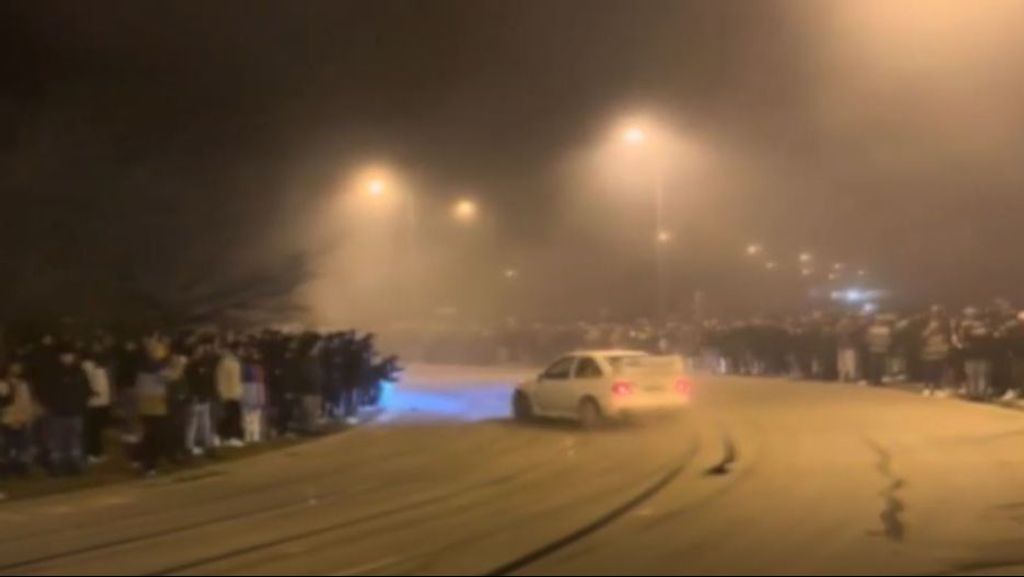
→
(512, 350, 692, 428)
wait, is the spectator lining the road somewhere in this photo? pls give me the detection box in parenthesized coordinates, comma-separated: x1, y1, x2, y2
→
(0, 328, 396, 480)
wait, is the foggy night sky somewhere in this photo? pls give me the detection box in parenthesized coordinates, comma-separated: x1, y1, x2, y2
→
(3, 0, 1024, 323)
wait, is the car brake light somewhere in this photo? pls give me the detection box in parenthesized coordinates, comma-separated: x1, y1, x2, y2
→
(675, 377, 692, 396)
(611, 380, 634, 396)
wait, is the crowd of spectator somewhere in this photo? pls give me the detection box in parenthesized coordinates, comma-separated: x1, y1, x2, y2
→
(0, 329, 399, 479)
(701, 305, 1024, 400)
(395, 303, 1024, 402)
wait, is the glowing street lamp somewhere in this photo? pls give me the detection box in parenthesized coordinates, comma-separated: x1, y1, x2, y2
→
(452, 198, 479, 223)
(857, 269, 868, 277)
(746, 243, 763, 257)
(503, 268, 520, 280)
(612, 116, 670, 321)
(765, 260, 778, 271)
(833, 262, 845, 271)
(622, 126, 647, 145)
(799, 252, 813, 264)
(801, 268, 814, 277)
(367, 178, 386, 196)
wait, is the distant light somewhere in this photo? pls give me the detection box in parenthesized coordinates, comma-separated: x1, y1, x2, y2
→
(746, 243, 763, 256)
(857, 269, 868, 277)
(831, 288, 885, 304)
(622, 126, 647, 145)
(832, 262, 845, 271)
(862, 302, 878, 314)
(801, 268, 814, 277)
(656, 229, 673, 244)
(799, 252, 813, 263)
(503, 268, 519, 280)
(452, 198, 479, 222)
(828, 272, 838, 280)
(367, 178, 386, 196)
(765, 261, 778, 271)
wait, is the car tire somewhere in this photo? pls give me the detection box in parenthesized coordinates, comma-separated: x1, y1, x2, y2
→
(513, 391, 534, 422)
(577, 398, 602, 430)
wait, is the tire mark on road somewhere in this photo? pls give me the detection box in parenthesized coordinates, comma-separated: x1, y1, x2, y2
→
(140, 470, 532, 576)
(0, 438, 535, 573)
(482, 442, 700, 576)
(864, 438, 906, 542)
(703, 430, 737, 476)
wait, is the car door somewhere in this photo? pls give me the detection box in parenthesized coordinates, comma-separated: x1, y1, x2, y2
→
(570, 355, 605, 409)
(534, 356, 577, 415)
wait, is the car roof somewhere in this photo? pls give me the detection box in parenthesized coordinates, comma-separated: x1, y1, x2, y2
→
(568, 349, 648, 358)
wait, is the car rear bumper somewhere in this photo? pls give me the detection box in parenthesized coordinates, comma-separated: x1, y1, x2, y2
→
(607, 395, 690, 419)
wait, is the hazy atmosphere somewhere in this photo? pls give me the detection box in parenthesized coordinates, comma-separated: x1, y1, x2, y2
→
(5, 0, 1024, 328)
(9, 3, 1024, 576)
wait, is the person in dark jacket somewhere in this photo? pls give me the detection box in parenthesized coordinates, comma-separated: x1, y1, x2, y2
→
(956, 307, 995, 400)
(281, 339, 304, 436)
(39, 344, 91, 476)
(865, 315, 893, 386)
(261, 332, 290, 438)
(114, 339, 142, 442)
(184, 340, 218, 456)
(1001, 312, 1024, 401)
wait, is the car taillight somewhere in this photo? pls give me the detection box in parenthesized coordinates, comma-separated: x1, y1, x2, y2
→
(611, 380, 635, 396)
(675, 377, 692, 396)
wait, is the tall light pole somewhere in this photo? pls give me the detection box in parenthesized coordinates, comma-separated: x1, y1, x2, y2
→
(361, 170, 420, 315)
(622, 124, 670, 322)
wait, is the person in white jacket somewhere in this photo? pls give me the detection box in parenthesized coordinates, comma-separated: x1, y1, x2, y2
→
(216, 344, 245, 447)
(82, 349, 112, 464)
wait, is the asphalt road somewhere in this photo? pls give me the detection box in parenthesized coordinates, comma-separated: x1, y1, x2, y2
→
(4, 365, 1024, 575)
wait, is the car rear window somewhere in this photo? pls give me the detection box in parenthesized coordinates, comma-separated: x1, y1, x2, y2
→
(608, 354, 682, 375)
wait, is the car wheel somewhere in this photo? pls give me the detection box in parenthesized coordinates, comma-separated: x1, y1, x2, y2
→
(513, 391, 534, 422)
(577, 398, 602, 430)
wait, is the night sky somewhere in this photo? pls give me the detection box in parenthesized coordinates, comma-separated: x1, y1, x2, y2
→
(3, 1, 1024, 324)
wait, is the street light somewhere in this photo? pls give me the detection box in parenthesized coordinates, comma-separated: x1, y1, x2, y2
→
(452, 198, 479, 223)
(614, 117, 668, 321)
(367, 178, 386, 196)
(622, 126, 647, 145)
(503, 267, 519, 280)
(799, 252, 813, 264)
(801, 267, 814, 277)
(857, 269, 868, 277)
(746, 243, 763, 257)
(765, 260, 778, 271)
